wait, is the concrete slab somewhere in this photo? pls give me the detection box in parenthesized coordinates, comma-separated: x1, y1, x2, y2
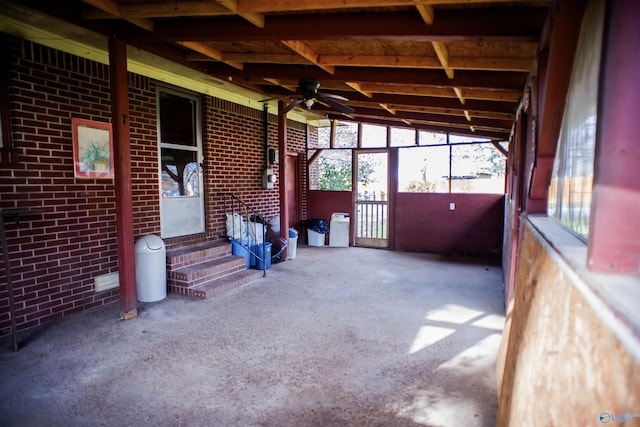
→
(0, 247, 505, 426)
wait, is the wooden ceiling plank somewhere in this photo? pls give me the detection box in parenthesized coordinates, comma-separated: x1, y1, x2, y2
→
(115, 1, 232, 18)
(346, 82, 373, 98)
(317, 55, 533, 72)
(379, 104, 397, 115)
(215, 0, 265, 28)
(432, 41, 454, 79)
(177, 41, 244, 70)
(453, 87, 465, 104)
(416, 5, 435, 25)
(150, 9, 547, 42)
(238, 0, 437, 13)
(80, 0, 154, 31)
(263, 78, 297, 92)
(221, 63, 527, 90)
(221, 53, 311, 64)
(281, 40, 335, 74)
(318, 55, 441, 69)
(449, 57, 533, 72)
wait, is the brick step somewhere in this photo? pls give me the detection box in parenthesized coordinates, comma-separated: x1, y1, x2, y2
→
(166, 240, 231, 270)
(169, 269, 264, 299)
(168, 255, 248, 289)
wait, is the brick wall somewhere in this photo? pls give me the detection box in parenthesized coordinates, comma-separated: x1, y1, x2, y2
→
(203, 98, 307, 241)
(0, 37, 121, 334)
(0, 35, 310, 336)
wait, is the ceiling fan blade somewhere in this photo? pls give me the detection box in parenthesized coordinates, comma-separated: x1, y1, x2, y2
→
(317, 92, 349, 102)
(281, 98, 305, 114)
(317, 95, 355, 115)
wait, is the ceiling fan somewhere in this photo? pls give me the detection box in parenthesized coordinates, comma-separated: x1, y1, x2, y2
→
(261, 78, 354, 115)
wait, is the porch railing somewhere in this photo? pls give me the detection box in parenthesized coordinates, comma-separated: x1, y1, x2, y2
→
(355, 200, 388, 240)
(217, 192, 268, 276)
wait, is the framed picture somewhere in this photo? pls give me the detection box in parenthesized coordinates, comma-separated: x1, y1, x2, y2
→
(72, 118, 114, 179)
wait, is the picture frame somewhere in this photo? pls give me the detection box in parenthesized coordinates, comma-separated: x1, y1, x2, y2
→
(72, 118, 114, 179)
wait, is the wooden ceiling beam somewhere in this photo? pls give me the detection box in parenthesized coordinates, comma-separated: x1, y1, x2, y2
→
(219, 53, 310, 64)
(84, 1, 232, 18)
(432, 41, 454, 79)
(416, 5, 435, 25)
(80, 0, 154, 31)
(316, 55, 533, 72)
(215, 0, 265, 28)
(238, 0, 436, 13)
(176, 41, 244, 70)
(236, 0, 521, 13)
(281, 40, 335, 74)
(346, 82, 373, 98)
(329, 106, 512, 129)
(216, 63, 527, 90)
(318, 55, 441, 69)
(150, 9, 547, 42)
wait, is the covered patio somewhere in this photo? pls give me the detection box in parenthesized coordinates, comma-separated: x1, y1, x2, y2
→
(0, 246, 504, 426)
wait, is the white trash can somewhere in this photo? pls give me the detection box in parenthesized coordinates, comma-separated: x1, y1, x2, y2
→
(288, 228, 298, 259)
(329, 213, 350, 247)
(134, 234, 167, 302)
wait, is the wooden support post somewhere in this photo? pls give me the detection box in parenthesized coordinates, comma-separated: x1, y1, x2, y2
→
(109, 36, 137, 319)
(278, 101, 289, 256)
(587, 0, 640, 273)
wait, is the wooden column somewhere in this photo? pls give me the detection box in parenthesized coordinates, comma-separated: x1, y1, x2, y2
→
(278, 101, 289, 256)
(529, 0, 586, 202)
(587, 0, 640, 273)
(109, 36, 137, 319)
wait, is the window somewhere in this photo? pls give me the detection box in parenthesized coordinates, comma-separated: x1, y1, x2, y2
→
(547, 0, 604, 240)
(450, 143, 505, 194)
(316, 126, 330, 148)
(419, 130, 447, 146)
(390, 127, 415, 147)
(398, 146, 450, 193)
(309, 149, 352, 191)
(399, 143, 505, 194)
(361, 124, 387, 148)
(334, 121, 358, 148)
(158, 89, 201, 197)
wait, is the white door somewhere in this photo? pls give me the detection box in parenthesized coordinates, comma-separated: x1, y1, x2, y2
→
(157, 87, 204, 238)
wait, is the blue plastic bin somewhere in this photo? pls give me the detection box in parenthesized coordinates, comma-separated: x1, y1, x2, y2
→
(253, 242, 272, 270)
(231, 239, 251, 268)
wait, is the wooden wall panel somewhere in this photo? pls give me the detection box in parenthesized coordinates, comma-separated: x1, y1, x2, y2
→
(497, 221, 640, 426)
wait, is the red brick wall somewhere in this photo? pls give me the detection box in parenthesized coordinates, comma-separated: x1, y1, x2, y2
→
(0, 36, 309, 336)
(0, 37, 121, 334)
(203, 98, 307, 241)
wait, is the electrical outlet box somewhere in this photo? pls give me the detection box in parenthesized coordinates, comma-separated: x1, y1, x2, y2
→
(268, 148, 279, 165)
(262, 168, 276, 189)
(449, 203, 456, 211)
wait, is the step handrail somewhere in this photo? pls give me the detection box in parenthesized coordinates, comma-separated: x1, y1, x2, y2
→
(217, 192, 268, 276)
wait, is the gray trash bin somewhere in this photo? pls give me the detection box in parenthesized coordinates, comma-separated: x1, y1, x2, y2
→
(134, 234, 167, 302)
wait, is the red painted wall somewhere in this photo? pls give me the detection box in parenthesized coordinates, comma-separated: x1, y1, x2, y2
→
(306, 190, 352, 244)
(395, 193, 504, 257)
(306, 189, 503, 256)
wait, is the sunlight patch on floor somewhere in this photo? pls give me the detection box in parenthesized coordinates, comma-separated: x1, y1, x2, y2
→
(408, 325, 456, 354)
(425, 304, 485, 324)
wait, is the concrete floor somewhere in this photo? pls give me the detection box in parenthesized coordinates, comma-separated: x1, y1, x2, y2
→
(0, 246, 505, 427)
